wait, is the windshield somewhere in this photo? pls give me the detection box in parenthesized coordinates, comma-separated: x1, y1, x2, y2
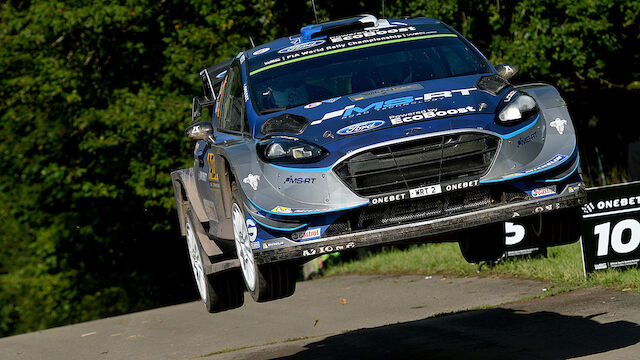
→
(249, 37, 490, 114)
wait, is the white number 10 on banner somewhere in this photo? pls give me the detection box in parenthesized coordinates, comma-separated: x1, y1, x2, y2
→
(593, 219, 640, 256)
(581, 182, 640, 273)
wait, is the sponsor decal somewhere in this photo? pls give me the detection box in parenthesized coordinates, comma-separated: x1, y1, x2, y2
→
(409, 184, 442, 198)
(252, 47, 270, 56)
(534, 203, 561, 213)
(370, 192, 408, 205)
(243, 84, 249, 102)
(198, 171, 208, 182)
(269, 206, 318, 214)
(348, 84, 423, 102)
(303, 242, 356, 256)
(289, 35, 301, 44)
(337, 120, 385, 135)
(531, 186, 557, 198)
(517, 131, 537, 148)
(292, 227, 322, 241)
(278, 40, 325, 54)
(550, 118, 567, 135)
(444, 179, 479, 192)
(312, 87, 476, 125)
(243, 173, 260, 190)
(284, 176, 316, 184)
(502, 155, 567, 179)
(264, 58, 281, 66)
(582, 202, 595, 214)
(207, 153, 219, 181)
(246, 219, 258, 242)
(323, 97, 341, 103)
(271, 206, 292, 214)
(262, 240, 285, 249)
(329, 26, 417, 43)
(389, 106, 476, 125)
(304, 102, 322, 109)
(504, 90, 517, 102)
(251, 241, 261, 250)
(586, 195, 640, 213)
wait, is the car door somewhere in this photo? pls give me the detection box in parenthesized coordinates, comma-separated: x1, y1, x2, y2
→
(195, 60, 251, 240)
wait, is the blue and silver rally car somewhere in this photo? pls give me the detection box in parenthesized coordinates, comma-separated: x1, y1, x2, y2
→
(171, 15, 586, 312)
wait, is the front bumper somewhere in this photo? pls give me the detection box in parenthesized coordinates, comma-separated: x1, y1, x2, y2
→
(253, 184, 586, 264)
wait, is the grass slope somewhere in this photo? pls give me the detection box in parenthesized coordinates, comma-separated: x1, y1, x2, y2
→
(325, 242, 640, 294)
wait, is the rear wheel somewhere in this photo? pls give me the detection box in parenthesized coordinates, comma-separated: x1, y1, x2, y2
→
(232, 185, 297, 302)
(458, 223, 506, 263)
(185, 210, 244, 313)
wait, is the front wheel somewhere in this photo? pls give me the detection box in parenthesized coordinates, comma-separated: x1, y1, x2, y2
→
(458, 223, 506, 264)
(232, 186, 297, 302)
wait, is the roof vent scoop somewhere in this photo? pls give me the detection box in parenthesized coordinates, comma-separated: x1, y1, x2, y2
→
(300, 14, 378, 41)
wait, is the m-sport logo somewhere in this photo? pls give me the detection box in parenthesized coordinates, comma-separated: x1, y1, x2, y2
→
(336, 120, 384, 135)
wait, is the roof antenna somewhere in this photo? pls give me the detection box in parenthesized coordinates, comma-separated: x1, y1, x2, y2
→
(249, 36, 256, 48)
(311, 0, 319, 24)
(382, 0, 385, 18)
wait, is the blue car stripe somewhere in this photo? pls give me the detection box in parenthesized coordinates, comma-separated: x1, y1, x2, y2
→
(536, 155, 580, 183)
(495, 114, 539, 139)
(250, 216, 308, 232)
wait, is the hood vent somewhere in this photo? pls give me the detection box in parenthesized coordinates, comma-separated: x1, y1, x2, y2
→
(261, 113, 309, 135)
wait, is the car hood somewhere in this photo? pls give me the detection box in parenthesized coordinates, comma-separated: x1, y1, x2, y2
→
(255, 74, 512, 146)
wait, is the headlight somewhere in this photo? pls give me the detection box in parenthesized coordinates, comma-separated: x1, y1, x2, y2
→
(497, 94, 539, 124)
(256, 137, 327, 164)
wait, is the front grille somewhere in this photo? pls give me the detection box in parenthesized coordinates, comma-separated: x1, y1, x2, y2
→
(323, 185, 525, 238)
(334, 132, 500, 197)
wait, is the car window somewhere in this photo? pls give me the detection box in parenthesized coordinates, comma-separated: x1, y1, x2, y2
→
(249, 37, 491, 114)
(217, 63, 244, 133)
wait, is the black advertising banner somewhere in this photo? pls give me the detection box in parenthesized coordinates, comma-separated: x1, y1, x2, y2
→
(503, 220, 547, 259)
(581, 181, 640, 274)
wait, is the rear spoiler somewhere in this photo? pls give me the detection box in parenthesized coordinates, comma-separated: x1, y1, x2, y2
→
(192, 58, 233, 122)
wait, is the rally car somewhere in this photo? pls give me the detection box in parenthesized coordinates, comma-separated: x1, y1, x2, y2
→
(171, 15, 586, 312)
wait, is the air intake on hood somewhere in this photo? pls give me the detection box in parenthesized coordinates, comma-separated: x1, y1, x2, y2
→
(261, 113, 309, 135)
(477, 75, 510, 95)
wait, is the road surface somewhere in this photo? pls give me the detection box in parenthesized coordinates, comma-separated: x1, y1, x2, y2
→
(1, 275, 639, 359)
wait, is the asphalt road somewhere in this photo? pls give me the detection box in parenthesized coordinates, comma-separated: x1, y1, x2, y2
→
(1, 275, 639, 360)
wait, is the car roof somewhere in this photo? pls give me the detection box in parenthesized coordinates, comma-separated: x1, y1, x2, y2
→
(245, 15, 446, 62)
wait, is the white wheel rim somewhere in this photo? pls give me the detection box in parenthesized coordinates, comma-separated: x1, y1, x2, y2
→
(232, 202, 256, 291)
(186, 220, 207, 302)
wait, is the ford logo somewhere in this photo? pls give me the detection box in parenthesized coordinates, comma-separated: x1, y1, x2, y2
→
(336, 120, 385, 135)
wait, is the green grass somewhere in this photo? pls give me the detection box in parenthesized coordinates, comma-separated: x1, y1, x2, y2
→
(325, 242, 640, 293)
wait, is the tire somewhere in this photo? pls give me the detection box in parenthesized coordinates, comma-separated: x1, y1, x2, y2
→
(185, 209, 244, 313)
(458, 223, 506, 263)
(541, 208, 582, 247)
(231, 185, 297, 302)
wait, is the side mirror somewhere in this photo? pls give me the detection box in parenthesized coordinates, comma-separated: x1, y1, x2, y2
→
(495, 64, 519, 80)
(192, 96, 217, 123)
(192, 96, 203, 123)
(185, 121, 215, 143)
